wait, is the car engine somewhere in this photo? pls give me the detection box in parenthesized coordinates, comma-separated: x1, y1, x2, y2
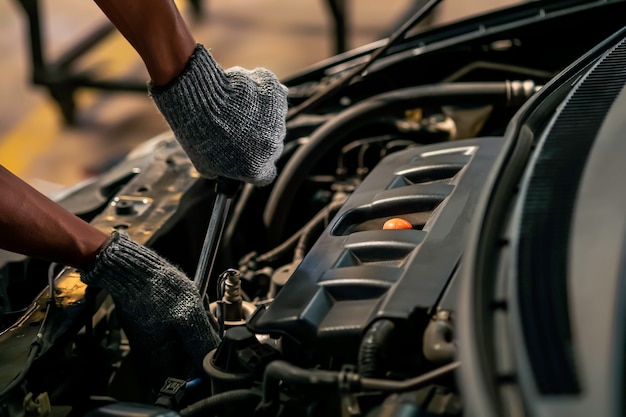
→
(2, 1, 626, 416)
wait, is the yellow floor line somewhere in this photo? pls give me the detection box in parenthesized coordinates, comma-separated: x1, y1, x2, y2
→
(0, 101, 61, 177)
(0, 0, 191, 180)
(0, 45, 138, 178)
(0, 91, 100, 179)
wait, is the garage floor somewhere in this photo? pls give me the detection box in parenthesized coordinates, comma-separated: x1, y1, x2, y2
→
(0, 0, 517, 195)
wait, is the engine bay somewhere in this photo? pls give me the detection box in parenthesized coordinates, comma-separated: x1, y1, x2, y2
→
(2, 1, 626, 416)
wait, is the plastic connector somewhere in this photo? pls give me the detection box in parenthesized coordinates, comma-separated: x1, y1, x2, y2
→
(238, 343, 282, 376)
(23, 392, 51, 417)
(154, 378, 187, 410)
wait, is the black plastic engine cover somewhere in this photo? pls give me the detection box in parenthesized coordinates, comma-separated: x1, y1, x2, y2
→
(247, 137, 504, 353)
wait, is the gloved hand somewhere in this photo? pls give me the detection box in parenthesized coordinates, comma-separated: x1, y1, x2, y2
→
(80, 231, 221, 385)
(149, 44, 288, 187)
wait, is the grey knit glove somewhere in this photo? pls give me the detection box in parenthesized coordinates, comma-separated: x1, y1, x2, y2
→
(148, 44, 288, 187)
(81, 231, 220, 385)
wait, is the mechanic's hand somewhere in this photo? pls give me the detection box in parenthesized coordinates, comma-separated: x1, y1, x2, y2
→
(80, 231, 220, 385)
(149, 44, 288, 187)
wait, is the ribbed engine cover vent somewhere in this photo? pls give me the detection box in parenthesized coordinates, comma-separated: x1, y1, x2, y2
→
(517, 37, 626, 395)
(248, 137, 503, 355)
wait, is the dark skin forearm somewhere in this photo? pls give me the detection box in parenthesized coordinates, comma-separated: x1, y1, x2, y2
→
(0, 166, 109, 270)
(93, 0, 196, 86)
(0, 2, 197, 267)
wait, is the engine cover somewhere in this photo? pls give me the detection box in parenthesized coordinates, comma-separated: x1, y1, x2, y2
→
(248, 137, 504, 354)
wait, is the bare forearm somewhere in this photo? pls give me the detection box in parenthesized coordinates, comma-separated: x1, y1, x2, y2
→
(94, 0, 196, 86)
(0, 166, 109, 270)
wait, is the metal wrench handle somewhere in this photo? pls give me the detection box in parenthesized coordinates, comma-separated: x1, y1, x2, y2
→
(194, 177, 242, 301)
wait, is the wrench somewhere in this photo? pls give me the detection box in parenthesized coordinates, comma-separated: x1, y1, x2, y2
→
(194, 176, 242, 303)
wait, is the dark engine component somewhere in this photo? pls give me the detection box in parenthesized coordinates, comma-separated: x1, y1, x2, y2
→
(4, 1, 626, 417)
(248, 137, 504, 372)
(457, 23, 626, 417)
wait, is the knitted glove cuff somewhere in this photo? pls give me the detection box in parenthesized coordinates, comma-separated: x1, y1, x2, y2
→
(148, 44, 288, 186)
(81, 230, 197, 304)
(81, 230, 221, 377)
(149, 44, 234, 113)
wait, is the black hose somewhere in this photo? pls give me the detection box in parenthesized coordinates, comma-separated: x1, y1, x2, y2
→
(256, 360, 340, 417)
(222, 136, 305, 266)
(360, 361, 460, 391)
(180, 388, 260, 417)
(0, 303, 47, 401)
(0, 343, 40, 401)
(358, 319, 396, 378)
(285, 0, 443, 122)
(256, 197, 346, 264)
(292, 197, 346, 263)
(264, 81, 536, 242)
(255, 359, 460, 417)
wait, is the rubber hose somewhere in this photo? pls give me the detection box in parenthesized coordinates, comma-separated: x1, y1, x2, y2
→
(257, 197, 346, 264)
(358, 319, 396, 378)
(264, 81, 536, 243)
(180, 388, 260, 417)
(256, 360, 340, 417)
(221, 137, 304, 264)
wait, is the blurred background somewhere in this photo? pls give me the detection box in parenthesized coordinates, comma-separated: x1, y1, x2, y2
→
(0, 0, 517, 195)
